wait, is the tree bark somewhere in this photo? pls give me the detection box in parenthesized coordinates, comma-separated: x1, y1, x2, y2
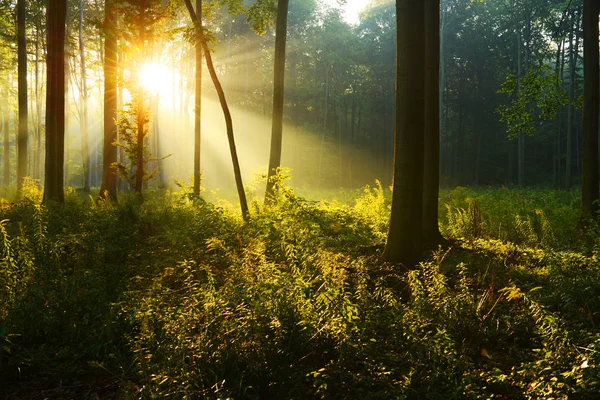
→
(422, 0, 444, 247)
(17, 0, 28, 191)
(581, 0, 599, 218)
(43, 0, 67, 203)
(184, 0, 249, 221)
(265, 0, 289, 203)
(99, 0, 118, 201)
(566, 9, 581, 189)
(79, 0, 91, 192)
(383, 0, 425, 266)
(193, 0, 202, 196)
(2, 108, 9, 186)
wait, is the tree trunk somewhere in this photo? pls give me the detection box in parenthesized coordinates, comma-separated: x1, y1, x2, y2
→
(383, 0, 425, 266)
(422, 0, 444, 247)
(2, 109, 9, 186)
(99, 0, 118, 201)
(17, 0, 28, 191)
(265, 0, 289, 203)
(34, 22, 42, 181)
(184, 0, 249, 221)
(43, 0, 67, 203)
(193, 0, 202, 196)
(581, 0, 599, 218)
(566, 9, 581, 189)
(79, 0, 91, 192)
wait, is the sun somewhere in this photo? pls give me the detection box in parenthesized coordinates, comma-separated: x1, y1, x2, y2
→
(138, 62, 170, 93)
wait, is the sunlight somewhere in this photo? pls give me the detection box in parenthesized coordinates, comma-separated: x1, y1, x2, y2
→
(139, 62, 171, 93)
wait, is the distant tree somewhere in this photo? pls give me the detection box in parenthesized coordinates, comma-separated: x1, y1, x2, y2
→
(193, 0, 202, 196)
(17, 0, 27, 191)
(581, 0, 599, 219)
(383, 1, 426, 266)
(43, 0, 67, 203)
(99, 0, 118, 202)
(265, 0, 289, 203)
(79, 0, 91, 192)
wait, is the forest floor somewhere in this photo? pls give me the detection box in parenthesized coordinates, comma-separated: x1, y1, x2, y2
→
(1, 180, 600, 399)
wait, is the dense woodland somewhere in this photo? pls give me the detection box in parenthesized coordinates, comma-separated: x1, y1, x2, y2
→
(1, 0, 600, 398)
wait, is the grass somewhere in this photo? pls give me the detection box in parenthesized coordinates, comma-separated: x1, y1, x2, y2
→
(1, 178, 599, 399)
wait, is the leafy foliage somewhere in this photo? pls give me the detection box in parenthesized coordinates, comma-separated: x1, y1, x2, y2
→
(1, 185, 600, 398)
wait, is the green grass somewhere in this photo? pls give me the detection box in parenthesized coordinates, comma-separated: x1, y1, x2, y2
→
(1, 180, 599, 399)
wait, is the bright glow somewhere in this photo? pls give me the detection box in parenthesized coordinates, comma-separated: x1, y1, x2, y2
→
(325, 0, 370, 25)
(139, 62, 171, 93)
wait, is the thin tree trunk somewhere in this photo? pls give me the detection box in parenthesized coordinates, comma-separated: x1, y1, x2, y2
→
(566, 9, 581, 189)
(422, 0, 444, 247)
(17, 0, 28, 191)
(265, 0, 289, 203)
(193, 0, 202, 196)
(3, 109, 9, 186)
(318, 67, 329, 186)
(184, 0, 249, 220)
(44, 0, 67, 203)
(34, 22, 42, 181)
(99, 0, 118, 201)
(79, 0, 90, 192)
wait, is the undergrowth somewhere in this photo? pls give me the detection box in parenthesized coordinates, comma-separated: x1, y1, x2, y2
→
(1, 180, 599, 399)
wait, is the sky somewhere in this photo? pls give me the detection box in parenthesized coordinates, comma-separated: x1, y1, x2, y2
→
(324, 0, 370, 25)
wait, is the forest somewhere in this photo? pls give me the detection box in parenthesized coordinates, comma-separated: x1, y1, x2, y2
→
(1, 0, 600, 398)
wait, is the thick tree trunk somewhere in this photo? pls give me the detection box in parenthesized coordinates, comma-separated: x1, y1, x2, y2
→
(581, 0, 599, 218)
(184, 0, 249, 221)
(383, 1, 425, 266)
(193, 0, 202, 196)
(43, 0, 67, 203)
(99, 0, 118, 201)
(17, 0, 28, 191)
(422, 0, 444, 247)
(79, 0, 91, 192)
(265, 0, 289, 203)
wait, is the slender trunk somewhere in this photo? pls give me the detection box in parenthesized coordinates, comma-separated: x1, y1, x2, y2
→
(3, 109, 9, 186)
(79, 0, 90, 192)
(318, 67, 329, 186)
(566, 9, 581, 189)
(44, 0, 67, 203)
(516, 5, 525, 187)
(581, 0, 599, 218)
(265, 0, 289, 203)
(184, 0, 249, 220)
(99, 0, 118, 201)
(17, 0, 28, 190)
(193, 0, 202, 196)
(422, 0, 443, 247)
(34, 22, 41, 180)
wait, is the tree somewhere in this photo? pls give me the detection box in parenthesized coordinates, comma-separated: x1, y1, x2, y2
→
(581, 0, 599, 219)
(17, 0, 27, 191)
(422, 0, 444, 247)
(79, 0, 91, 192)
(98, 0, 118, 202)
(43, 0, 67, 203)
(382, 1, 426, 266)
(183, 0, 249, 221)
(265, 0, 289, 203)
(193, 0, 202, 196)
